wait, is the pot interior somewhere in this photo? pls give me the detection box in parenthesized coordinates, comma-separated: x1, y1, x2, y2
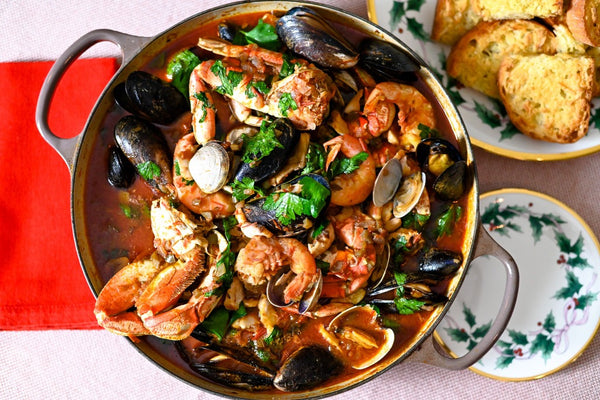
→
(71, 1, 479, 398)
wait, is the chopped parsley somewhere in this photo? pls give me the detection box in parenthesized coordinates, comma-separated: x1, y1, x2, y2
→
(393, 272, 425, 315)
(402, 211, 430, 231)
(434, 204, 463, 238)
(136, 161, 161, 181)
(200, 304, 247, 340)
(262, 176, 330, 225)
(166, 49, 201, 98)
(263, 326, 281, 345)
(279, 53, 302, 79)
(327, 151, 368, 180)
(210, 60, 243, 96)
(278, 92, 298, 117)
(301, 142, 326, 175)
(216, 216, 238, 285)
(174, 161, 194, 186)
(231, 176, 265, 202)
(241, 120, 284, 163)
(245, 80, 271, 99)
(418, 123, 440, 139)
(193, 91, 214, 123)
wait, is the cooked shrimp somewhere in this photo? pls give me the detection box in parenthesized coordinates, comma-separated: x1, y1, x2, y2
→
(363, 82, 436, 150)
(324, 135, 376, 206)
(189, 65, 216, 145)
(173, 134, 235, 219)
(234, 236, 318, 303)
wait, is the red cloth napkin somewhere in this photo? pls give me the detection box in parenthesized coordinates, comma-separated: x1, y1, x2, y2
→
(0, 59, 118, 330)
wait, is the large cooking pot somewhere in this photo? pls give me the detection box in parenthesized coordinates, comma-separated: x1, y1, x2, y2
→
(36, 1, 518, 398)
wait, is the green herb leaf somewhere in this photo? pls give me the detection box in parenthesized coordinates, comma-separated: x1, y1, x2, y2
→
(120, 204, 133, 218)
(327, 151, 368, 179)
(418, 123, 440, 139)
(401, 211, 430, 231)
(301, 142, 326, 174)
(245, 80, 270, 99)
(262, 176, 330, 225)
(241, 19, 281, 51)
(199, 307, 230, 340)
(137, 161, 161, 181)
(241, 120, 284, 163)
(192, 91, 214, 123)
(166, 49, 201, 98)
(231, 176, 265, 202)
(434, 204, 463, 238)
(210, 60, 243, 96)
(279, 53, 302, 79)
(263, 326, 281, 345)
(394, 296, 425, 314)
(278, 92, 298, 117)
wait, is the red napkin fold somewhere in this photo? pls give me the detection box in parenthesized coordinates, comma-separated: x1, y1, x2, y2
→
(0, 58, 118, 330)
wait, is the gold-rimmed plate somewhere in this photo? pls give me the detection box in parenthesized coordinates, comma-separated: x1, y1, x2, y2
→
(435, 188, 600, 380)
(367, 0, 600, 161)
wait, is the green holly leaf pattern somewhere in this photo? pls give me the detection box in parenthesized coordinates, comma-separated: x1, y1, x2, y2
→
(591, 106, 600, 130)
(406, 0, 425, 10)
(389, 1, 406, 29)
(496, 354, 516, 369)
(474, 101, 502, 128)
(464, 305, 476, 327)
(542, 312, 556, 333)
(445, 327, 470, 342)
(473, 322, 491, 339)
(554, 270, 583, 300)
(500, 123, 521, 141)
(406, 17, 429, 41)
(508, 329, 529, 346)
(530, 333, 555, 361)
(576, 292, 598, 310)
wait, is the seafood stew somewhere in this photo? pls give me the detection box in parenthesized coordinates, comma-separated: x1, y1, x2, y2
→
(86, 5, 473, 396)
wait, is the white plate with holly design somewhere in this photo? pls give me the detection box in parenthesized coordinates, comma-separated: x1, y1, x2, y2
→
(434, 188, 600, 380)
(367, 0, 600, 160)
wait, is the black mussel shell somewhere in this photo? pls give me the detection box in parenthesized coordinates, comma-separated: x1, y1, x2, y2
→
(107, 145, 135, 189)
(217, 22, 238, 42)
(433, 159, 467, 201)
(118, 71, 188, 125)
(234, 119, 299, 184)
(359, 38, 420, 81)
(416, 138, 463, 171)
(277, 7, 359, 69)
(418, 248, 462, 277)
(189, 363, 274, 391)
(273, 345, 344, 392)
(114, 115, 173, 194)
(242, 174, 330, 237)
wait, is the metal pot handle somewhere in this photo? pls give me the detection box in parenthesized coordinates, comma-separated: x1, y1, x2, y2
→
(35, 29, 151, 170)
(406, 222, 519, 369)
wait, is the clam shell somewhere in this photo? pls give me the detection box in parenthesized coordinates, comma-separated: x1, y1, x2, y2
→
(188, 142, 230, 194)
(392, 172, 426, 218)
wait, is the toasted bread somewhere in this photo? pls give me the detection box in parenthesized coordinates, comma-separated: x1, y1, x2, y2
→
(476, 0, 564, 20)
(566, 0, 600, 46)
(431, 0, 482, 45)
(447, 19, 556, 98)
(585, 46, 600, 96)
(498, 53, 594, 143)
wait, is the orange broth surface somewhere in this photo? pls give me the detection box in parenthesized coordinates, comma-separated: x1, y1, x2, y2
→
(83, 10, 470, 394)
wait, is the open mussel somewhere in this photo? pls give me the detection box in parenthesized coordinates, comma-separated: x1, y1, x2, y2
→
(234, 119, 300, 184)
(277, 7, 359, 69)
(106, 145, 135, 189)
(359, 38, 420, 82)
(273, 345, 344, 392)
(416, 138, 467, 201)
(114, 115, 173, 195)
(241, 173, 331, 237)
(114, 71, 188, 125)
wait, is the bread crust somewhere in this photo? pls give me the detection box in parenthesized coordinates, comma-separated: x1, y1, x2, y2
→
(498, 54, 594, 143)
(447, 19, 556, 98)
(566, 0, 600, 46)
(476, 0, 564, 20)
(431, 0, 481, 45)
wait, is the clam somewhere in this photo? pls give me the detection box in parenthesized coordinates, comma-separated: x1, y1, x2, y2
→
(113, 115, 173, 194)
(372, 158, 402, 207)
(267, 268, 323, 314)
(106, 145, 135, 189)
(114, 71, 188, 125)
(273, 345, 344, 392)
(326, 305, 394, 370)
(392, 172, 426, 219)
(188, 141, 231, 194)
(368, 242, 391, 288)
(359, 38, 420, 81)
(276, 7, 359, 69)
(234, 119, 300, 184)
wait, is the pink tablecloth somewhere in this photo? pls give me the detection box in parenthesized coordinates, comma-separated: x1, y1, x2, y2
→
(1, 1, 598, 399)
